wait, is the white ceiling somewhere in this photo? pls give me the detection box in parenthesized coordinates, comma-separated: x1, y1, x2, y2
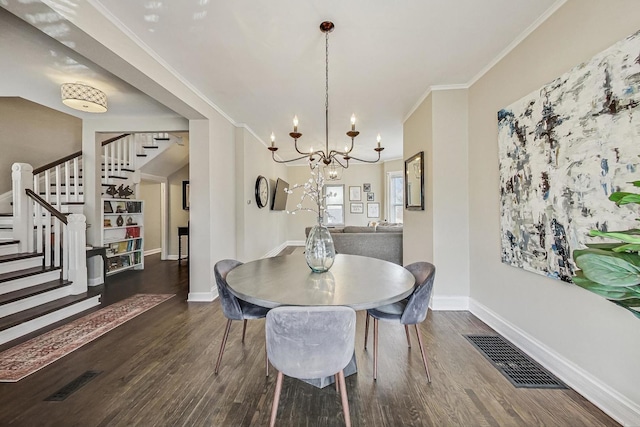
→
(3, 0, 562, 161)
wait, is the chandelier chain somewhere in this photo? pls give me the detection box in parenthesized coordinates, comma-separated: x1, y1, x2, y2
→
(325, 30, 329, 154)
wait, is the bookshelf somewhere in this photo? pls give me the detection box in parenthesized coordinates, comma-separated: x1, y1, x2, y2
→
(101, 199, 144, 275)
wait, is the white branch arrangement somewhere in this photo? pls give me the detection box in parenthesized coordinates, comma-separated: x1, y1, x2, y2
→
(285, 164, 336, 222)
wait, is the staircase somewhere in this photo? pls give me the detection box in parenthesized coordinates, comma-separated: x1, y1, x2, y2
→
(0, 132, 178, 347)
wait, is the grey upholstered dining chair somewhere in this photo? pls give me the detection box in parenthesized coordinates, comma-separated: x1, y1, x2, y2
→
(364, 261, 436, 381)
(266, 306, 356, 427)
(213, 259, 271, 375)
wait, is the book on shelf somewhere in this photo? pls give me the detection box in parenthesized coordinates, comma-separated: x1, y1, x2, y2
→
(125, 226, 140, 238)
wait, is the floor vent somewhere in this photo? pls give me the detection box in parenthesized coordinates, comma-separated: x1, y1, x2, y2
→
(465, 335, 565, 389)
(44, 370, 102, 401)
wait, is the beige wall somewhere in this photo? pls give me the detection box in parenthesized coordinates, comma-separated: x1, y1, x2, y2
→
(140, 180, 162, 252)
(403, 93, 434, 264)
(468, 0, 640, 419)
(0, 97, 81, 193)
(234, 128, 289, 261)
(168, 164, 189, 257)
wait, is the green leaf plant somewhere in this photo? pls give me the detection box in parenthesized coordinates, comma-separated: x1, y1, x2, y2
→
(572, 181, 640, 319)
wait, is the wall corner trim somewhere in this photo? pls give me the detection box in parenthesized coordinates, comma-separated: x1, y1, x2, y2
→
(469, 299, 640, 426)
(187, 291, 216, 302)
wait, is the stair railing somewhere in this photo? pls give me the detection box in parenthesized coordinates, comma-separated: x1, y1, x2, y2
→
(102, 133, 133, 185)
(12, 163, 87, 294)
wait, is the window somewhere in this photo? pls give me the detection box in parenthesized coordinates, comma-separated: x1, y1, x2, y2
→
(324, 184, 344, 226)
(387, 172, 403, 223)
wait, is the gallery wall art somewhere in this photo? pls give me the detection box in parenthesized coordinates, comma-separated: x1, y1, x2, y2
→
(498, 29, 640, 282)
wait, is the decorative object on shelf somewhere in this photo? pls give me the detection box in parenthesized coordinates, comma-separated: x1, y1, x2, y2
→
(117, 184, 134, 199)
(60, 82, 107, 113)
(572, 180, 640, 319)
(267, 21, 384, 176)
(104, 219, 112, 227)
(103, 200, 113, 213)
(367, 202, 380, 218)
(182, 180, 190, 210)
(349, 186, 361, 201)
(106, 185, 118, 197)
(286, 165, 336, 272)
(405, 151, 424, 210)
(126, 216, 134, 225)
(255, 175, 269, 208)
(363, 183, 371, 192)
(367, 192, 375, 201)
(116, 215, 124, 227)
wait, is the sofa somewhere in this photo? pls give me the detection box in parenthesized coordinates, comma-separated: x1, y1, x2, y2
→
(305, 225, 403, 265)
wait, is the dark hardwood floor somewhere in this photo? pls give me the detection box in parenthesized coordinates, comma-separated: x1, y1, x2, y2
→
(0, 253, 618, 426)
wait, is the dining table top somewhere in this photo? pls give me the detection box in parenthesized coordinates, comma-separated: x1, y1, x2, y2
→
(225, 254, 415, 310)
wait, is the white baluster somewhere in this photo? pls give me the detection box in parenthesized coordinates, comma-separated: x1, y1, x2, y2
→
(73, 158, 79, 202)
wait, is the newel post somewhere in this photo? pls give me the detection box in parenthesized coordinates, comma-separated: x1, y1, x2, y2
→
(66, 213, 88, 294)
(12, 163, 34, 253)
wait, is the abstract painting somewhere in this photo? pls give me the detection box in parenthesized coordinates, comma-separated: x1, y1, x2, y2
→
(498, 30, 640, 282)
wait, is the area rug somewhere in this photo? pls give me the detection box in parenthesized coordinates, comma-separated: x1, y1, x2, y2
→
(0, 293, 174, 382)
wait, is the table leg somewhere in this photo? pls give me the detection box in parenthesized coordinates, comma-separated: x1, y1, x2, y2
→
(178, 234, 182, 265)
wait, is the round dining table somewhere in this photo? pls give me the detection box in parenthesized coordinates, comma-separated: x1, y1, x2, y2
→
(226, 253, 415, 310)
(226, 253, 416, 388)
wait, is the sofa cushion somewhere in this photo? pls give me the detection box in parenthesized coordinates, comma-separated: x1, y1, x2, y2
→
(343, 226, 375, 233)
(376, 225, 403, 233)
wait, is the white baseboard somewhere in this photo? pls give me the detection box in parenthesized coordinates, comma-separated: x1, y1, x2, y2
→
(88, 276, 104, 286)
(262, 241, 289, 258)
(166, 255, 179, 261)
(187, 287, 218, 302)
(469, 299, 640, 426)
(144, 248, 161, 256)
(288, 240, 305, 246)
(431, 296, 469, 311)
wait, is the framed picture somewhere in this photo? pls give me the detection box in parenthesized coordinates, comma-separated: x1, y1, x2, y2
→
(103, 200, 113, 213)
(350, 203, 364, 214)
(367, 192, 374, 201)
(367, 202, 380, 218)
(349, 186, 361, 201)
(363, 183, 371, 192)
(182, 180, 190, 210)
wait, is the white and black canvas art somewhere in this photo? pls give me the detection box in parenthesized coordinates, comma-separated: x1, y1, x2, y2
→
(498, 30, 640, 282)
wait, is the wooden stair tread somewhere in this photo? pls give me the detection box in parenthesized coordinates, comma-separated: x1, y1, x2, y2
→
(0, 252, 42, 263)
(142, 145, 159, 149)
(136, 154, 148, 157)
(61, 202, 84, 205)
(0, 240, 19, 246)
(0, 278, 71, 305)
(0, 213, 12, 217)
(0, 265, 60, 284)
(108, 175, 128, 180)
(0, 288, 101, 332)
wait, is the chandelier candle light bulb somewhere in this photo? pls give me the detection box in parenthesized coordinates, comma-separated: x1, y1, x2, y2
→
(293, 115, 299, 132)
(350, 114, 356, 131)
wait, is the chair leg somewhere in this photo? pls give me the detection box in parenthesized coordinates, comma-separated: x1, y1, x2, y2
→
(335, 374, 339, 393)
(364, 312, 370, 350)
(242, 319, 248, 343)
(404, 325, 412, 348)
(373, 318, 379, 381)
(338, 370, 351, 427)
(414, 324, 431, 383)
(214, 319, 233, 375)
(265, 346, 269, 377)
(269, 371, 284, 427)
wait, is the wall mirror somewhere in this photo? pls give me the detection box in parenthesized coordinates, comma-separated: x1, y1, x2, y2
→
(405, 151, 424, 210)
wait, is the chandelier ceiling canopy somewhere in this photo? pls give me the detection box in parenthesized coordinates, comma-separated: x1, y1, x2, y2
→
(268, 21, 383, 176)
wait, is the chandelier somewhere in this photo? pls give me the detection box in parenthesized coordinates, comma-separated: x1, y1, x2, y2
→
(268, 21, 384, 178)
(61, 83, 108, 113)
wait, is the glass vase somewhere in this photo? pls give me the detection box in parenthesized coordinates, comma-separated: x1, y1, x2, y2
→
(305, 223, 336, 273)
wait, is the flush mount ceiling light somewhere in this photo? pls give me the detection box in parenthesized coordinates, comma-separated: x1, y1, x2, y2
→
(61, 83, 108, 113)
(268, 21, 383, 178)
